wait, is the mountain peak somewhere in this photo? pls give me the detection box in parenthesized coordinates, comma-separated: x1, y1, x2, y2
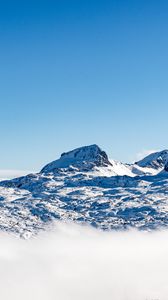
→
(136, 150, 168, 170)
(41, 144, 111, 173)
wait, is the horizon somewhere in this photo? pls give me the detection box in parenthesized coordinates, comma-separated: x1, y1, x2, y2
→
(1, 0, 168, 172)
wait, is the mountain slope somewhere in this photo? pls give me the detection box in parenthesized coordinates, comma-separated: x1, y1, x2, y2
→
(135, 150, 168, 169)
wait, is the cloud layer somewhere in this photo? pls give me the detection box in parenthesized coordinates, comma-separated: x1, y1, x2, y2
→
(0, 223, 167, 300)
(0, 169, 32, 180)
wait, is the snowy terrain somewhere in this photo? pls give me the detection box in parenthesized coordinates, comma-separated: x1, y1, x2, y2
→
(0, 144, 168, 237)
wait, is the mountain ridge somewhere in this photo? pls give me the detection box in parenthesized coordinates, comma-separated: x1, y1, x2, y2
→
(135, 149, 168, 169)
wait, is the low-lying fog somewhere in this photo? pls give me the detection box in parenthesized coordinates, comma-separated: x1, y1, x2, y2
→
(0, 223, 167, 300)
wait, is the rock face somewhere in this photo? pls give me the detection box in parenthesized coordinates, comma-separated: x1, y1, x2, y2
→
(41, 144, 112, 173)
(136, 150, 168, 170)
(164, 162, 168, 172)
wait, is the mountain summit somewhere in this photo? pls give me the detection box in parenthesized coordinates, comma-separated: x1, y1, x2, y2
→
(135, 150, 168, 170)
(41, 144, 112, 173)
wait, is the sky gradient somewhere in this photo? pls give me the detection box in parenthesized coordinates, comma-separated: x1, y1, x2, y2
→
(1, 0, 168, 172)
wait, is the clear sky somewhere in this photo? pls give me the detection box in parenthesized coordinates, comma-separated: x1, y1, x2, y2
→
(1, 0, 168, 172)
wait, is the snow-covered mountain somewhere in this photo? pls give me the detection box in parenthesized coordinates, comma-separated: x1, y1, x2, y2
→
(41, 144, 112, 172)
(41, 144, 134, 177)
(0, 144, 168, 237)
(136, 150, 168, 169)
(41, 145, 166, 177)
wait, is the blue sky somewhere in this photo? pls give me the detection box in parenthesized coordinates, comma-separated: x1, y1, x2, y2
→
(1, 0, 168, 172)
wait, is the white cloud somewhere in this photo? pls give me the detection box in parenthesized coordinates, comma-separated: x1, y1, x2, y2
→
(0, 170, 33, 181)
(0, 222, 167, 300)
